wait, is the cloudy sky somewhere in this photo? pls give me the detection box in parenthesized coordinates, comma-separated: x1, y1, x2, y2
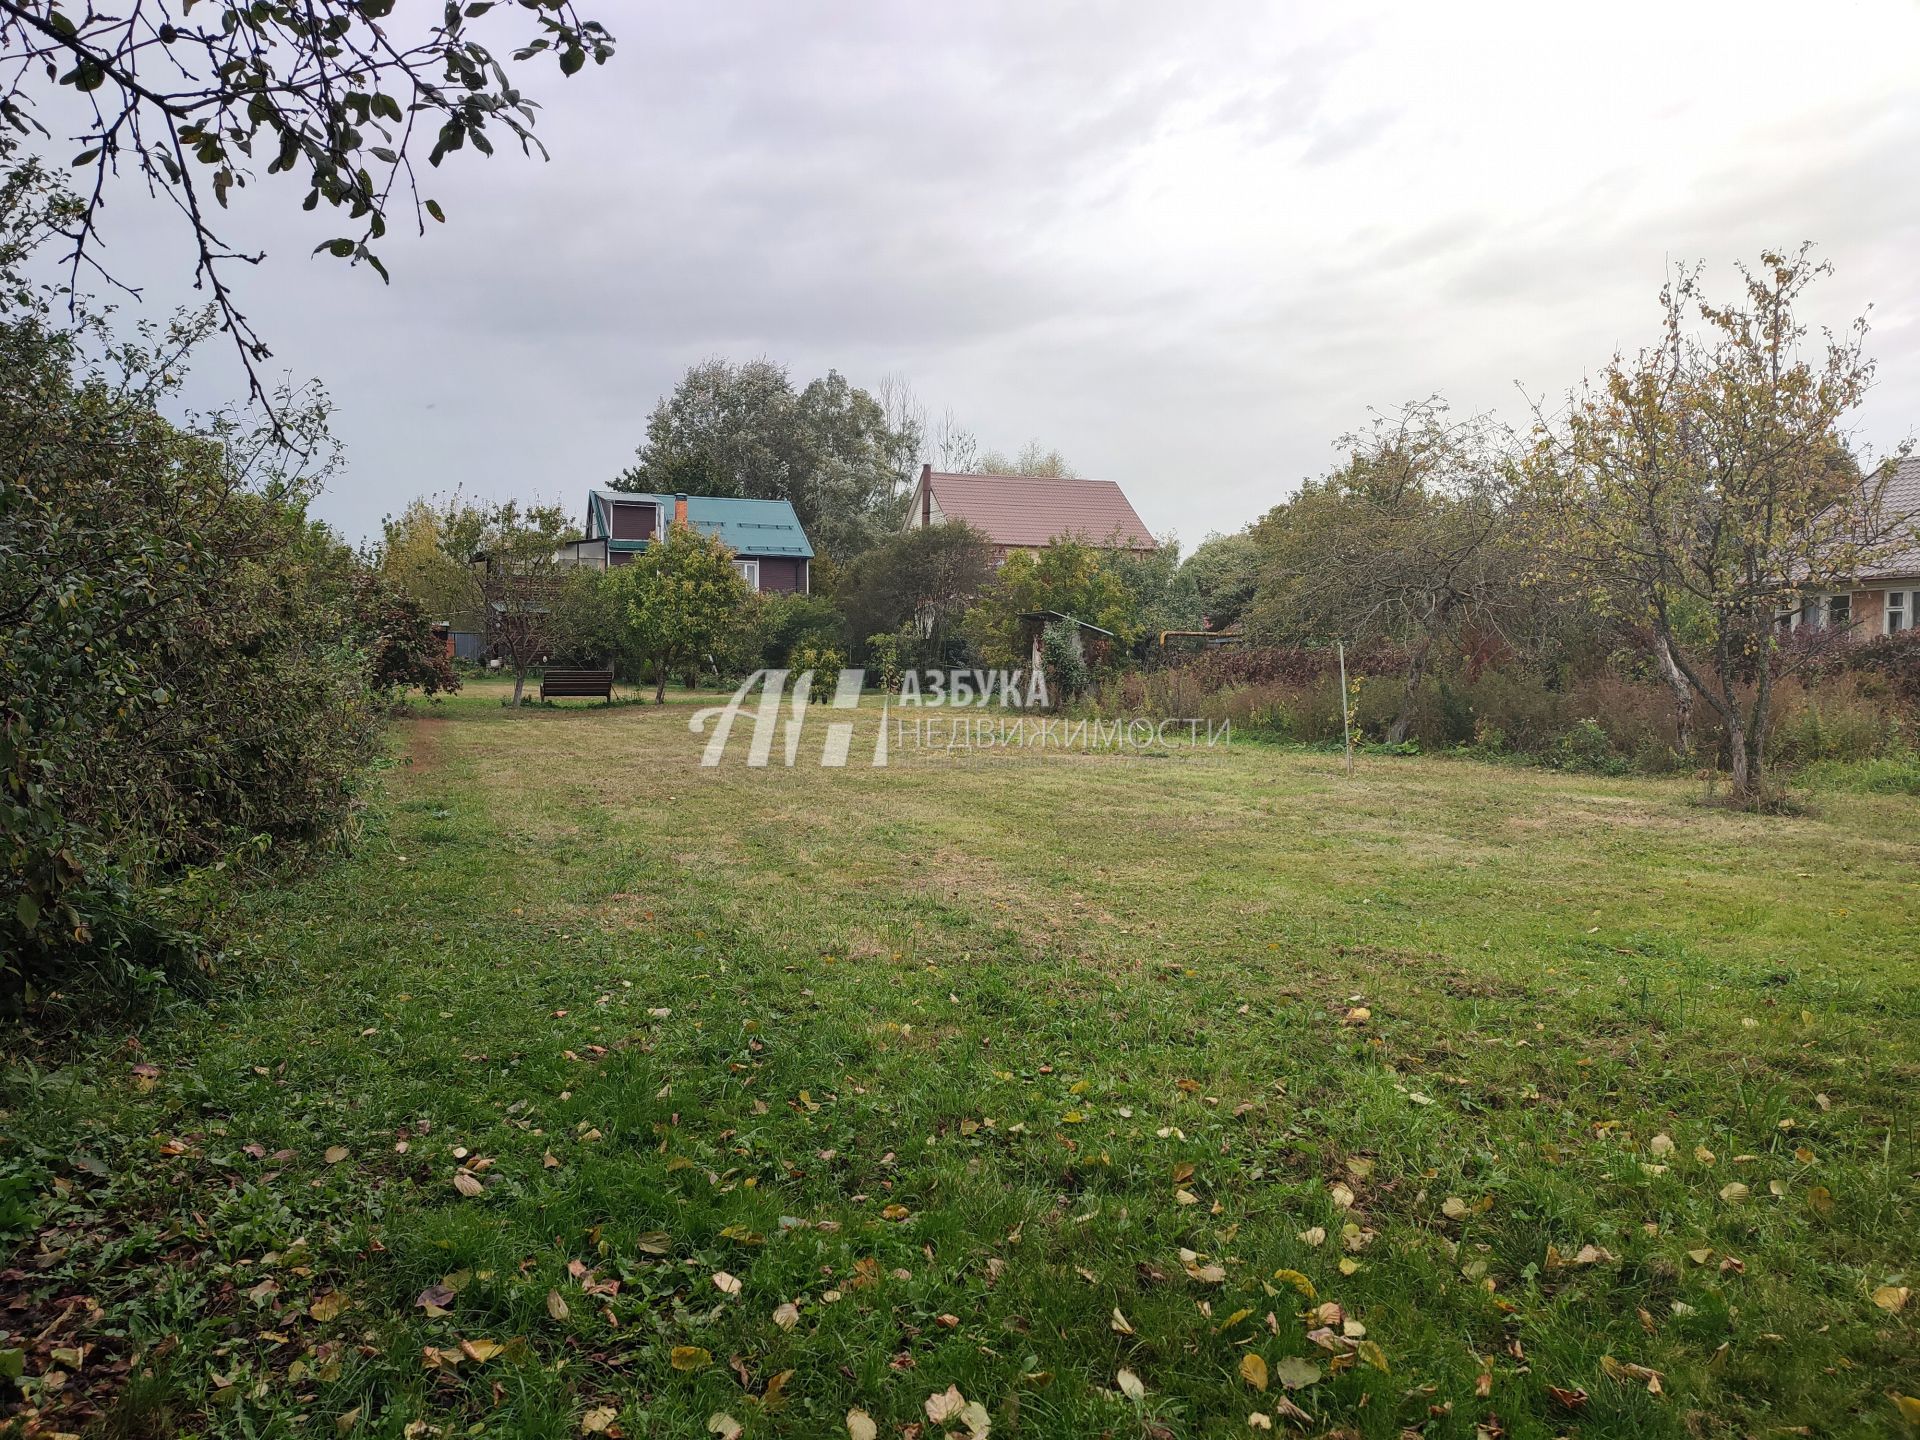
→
(54, 0, 1920, 549)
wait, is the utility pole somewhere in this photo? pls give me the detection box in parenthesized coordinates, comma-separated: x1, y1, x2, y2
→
(1338, 640, 1353, 777)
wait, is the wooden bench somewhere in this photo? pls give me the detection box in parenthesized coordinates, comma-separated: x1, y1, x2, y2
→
(539, 667, 614, 701)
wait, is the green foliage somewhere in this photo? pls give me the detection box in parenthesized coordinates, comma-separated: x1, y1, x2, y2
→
(617, 523, 751, 702)
(1038, 620, 1090, 708)
(470, 499, 574, 705)
(965, 538, 1140, 666)
(548, 569, 641, 677)
(1106, 540, 1201, 640)
(1179, 531, 1261, 631)
(351, 573, 460, 698)
(0, 151, 404, 1015)
(0, 3, 615, 404)
(1530, 248, 1902, 801)
(789, 642, 845, 693)
(865, 629, 908, 693)
(377, 496, 488, 632)
(615, 360, 919, 562)
(839, 522, 995, 668)
(740, 591, 845, 671)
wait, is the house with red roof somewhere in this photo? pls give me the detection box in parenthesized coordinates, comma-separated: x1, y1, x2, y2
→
(902, 465, 1158, 563)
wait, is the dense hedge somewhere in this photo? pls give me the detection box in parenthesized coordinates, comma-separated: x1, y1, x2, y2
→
(0, 159, 446, 1014)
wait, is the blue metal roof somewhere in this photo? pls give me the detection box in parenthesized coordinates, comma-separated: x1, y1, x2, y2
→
(587, 490, 813, 559)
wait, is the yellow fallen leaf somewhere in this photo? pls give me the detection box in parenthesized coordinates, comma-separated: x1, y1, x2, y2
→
(846, 1409, 878, 1440)
(546, 1289, 569, 1322)
(1111, 1307, 1135, 1334)
(581, 1406, 618, 1434)
(1239, 1352, 1269, 1391)
(1719, 1182, 1749, 1205)
(309, 1291, 349, 1323)
(1890, 1394, 1920, 1426)
(324, 1146, 350, 1165)
(1272, 1269, 1316, 1299)
(773, 1301, 800, 1330)
(707, 1414, 742, 1440)
(1871, 1285, 1910, 1314)
(1296, 1226, 1326, 1247)
(670, 1345, 712, 1372)
(1117, 1367, 1146, 1401)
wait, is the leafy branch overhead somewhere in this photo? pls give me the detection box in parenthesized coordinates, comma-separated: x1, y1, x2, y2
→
(0, 0, 614, 407)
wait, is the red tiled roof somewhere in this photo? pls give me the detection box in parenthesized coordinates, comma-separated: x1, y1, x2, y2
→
(922, 471, 1157, 550)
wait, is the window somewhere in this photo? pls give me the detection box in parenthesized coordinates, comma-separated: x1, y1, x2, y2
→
(733, 558, 760, 591)
(1827, 593, 1852, 630)
(1890, 590, 1910, 634)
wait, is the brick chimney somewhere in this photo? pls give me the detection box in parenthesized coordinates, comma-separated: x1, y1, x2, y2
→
(673, 492, 689, 528)
(920, 463, 932, 526)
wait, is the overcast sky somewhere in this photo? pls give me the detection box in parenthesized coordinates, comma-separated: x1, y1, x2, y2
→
(50, 0, 1920, 549)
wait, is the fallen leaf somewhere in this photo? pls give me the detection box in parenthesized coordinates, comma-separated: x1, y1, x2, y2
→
(712, 1271, 742, 1297)
(1111, 1307, 1135, 1335)
(324, 1145, 350, 1165)
(1116, 1367, 1147, 1401)
(452, 1171, 483, 1198)
(1546, 1385, 1589, 1410)
(547, 1289, 570, 1322)
(581, 1406, 618, 1434)
(926, 1385, 968, 1423)
(846, 1410, 878, 1440)
(1239, 1352, 1269, 1391)
(1719, 1182, 1750, 1205)
(1273, 1356, 1320, 1390)
(1649, 1134, 1675, 1157)
(1272, 1269, 1316, 1299)
(707, 1414, 742, 1440)
(1296, 1226, 1326, 1247)
(670, 1345, 712, 1372)
(773, 1301, 800, 1330)
(1871, 1285, 1910, 1314)
(309, 1291, 349, 1323)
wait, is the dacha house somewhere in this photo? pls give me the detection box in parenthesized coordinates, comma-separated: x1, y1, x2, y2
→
(559, 489, 813, 593)
(901, 465, 1156, 563)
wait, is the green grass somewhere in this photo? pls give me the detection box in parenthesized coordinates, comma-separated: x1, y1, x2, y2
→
(5, 679, 1918, 1438)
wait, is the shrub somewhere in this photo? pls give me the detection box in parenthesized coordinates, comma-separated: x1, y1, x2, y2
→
(1039, 622, 1091, 709)
(0, 154, 392, 1015)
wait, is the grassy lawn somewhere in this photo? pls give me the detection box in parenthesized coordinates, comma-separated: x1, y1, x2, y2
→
(7, 679, 1918, 1438)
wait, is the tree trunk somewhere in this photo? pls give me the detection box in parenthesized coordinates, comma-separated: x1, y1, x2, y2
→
(1656, 636, 1693, 757)
(1745, 658, 1774, 803)
(1386, 638, 1433, 746)
(654, 657, 667, 705)
(1726, 713, 1750, 801)
(510, 667, 526, 707)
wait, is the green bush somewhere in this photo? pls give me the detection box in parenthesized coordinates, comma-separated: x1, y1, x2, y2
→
(0, 154, 398, 1015)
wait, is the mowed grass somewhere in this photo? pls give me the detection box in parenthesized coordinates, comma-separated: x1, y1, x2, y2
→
(8, 679, 1919, 1439)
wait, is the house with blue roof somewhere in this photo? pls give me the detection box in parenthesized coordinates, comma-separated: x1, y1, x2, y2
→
(560, 490, 814, 593)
